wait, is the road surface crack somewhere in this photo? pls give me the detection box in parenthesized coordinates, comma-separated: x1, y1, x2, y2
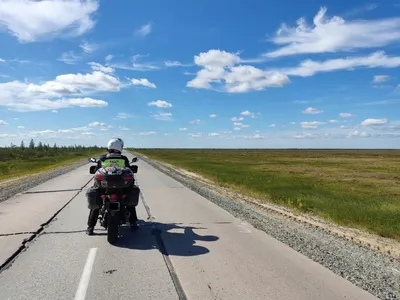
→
(136, 177, 188, 300)
(0, 176, 94, 273)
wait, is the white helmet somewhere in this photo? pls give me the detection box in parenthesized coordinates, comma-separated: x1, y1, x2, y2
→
(107, 137, 124, 152)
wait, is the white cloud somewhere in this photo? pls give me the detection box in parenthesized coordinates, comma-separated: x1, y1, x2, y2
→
(88, 62, 114, 73)
(80, 41, 98, 53)
(280, 51, 400, 77)
(240, 110, 259, 118)
(147, 100, 172, 108)
(135, 23, 152, 37)
(187, 49, 290, 93)
(153, 112, 172, 121)
(208, 132, 220, 136)
(245, 133, 266, 139)
(340, 112, 353, 118)
(81, 131, 95, 136)
(0, 70, 123, 111)
(234, 127, 241, 131)
(115, 112, 133, 119)
(131, 78, 156, 88)
(231, 116, 244, 121)
(209, 114, 217, 118)
(290, 121, 296, 125)
(140, 131, 157, 135)
(89, 121, 105, 127)
(164, 60, 191, 67)
(269, 124, 276, 128)
(189, 119, 201, 124)
(361, 118, 388, 126)
(373, 75, 390, 83)
(52, 110, 58, 113)
(179, 128, 188, 131)
(0, 0, 99, 43)
(0, 58, 5, 62)
(302, 107, 323, 114)
(0, 120, 7, 125)
(18, 125, 24, 129)
(189, 132, 203, 137)
(301, 121, 326, 128)
(58, 51, 81, 64)
(328, 119, 339, 123)
(233, 122, 242, 126)
(265, 7, 400, 58)
(119, 126, 130, 131)
(105, 54, 114, 61)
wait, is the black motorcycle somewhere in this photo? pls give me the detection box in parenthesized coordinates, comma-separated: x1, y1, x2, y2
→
(87, 157, 140, 244)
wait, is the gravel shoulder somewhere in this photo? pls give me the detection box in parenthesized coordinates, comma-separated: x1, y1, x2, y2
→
(0, 159, 92, 202)
(132, 152, 400, 300)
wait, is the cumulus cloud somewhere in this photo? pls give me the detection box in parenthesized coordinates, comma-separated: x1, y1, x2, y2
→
(209, 114, 217, 118)
(0, 58, 5, 62)
(187, 49, 290, 93)
(115, 112, 133, 119)
(153, 112, 172, 121)
(135, 23, 152, 37)
(302, 107, 323, 114)
(179, 128, 188, 131)
(0, 70, 123, 111)
(301, 121, 326, 128)
(240, 110, 259, 118)
(340, 112, 353, 118)
(189, 132, 203, 137)
(231, 116, 244, 122)
(0, 0, 99, 42)
(265, 7, 400, 57)
(269, 124, 276, 128)
(88, 62, 114, 73)
(373, 75, 390, 83)
(0, 120, 7, 125)
(147, 100, 172, 108)
(131, 78, 156, 88)
(208, 132, 220, 136)
(361, 118, 388, 126)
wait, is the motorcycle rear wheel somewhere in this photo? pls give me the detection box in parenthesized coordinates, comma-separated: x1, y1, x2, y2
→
(107, 213, 119, 244)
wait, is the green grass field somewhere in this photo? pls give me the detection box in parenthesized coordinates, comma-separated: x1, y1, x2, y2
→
(132, 149, 400, 241)
(0, 141, 103, 182)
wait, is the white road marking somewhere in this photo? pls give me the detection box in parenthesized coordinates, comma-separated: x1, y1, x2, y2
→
(74, 247, 98, 300)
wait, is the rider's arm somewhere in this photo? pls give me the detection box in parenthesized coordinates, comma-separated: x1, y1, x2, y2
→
(123, 156, 130, 168)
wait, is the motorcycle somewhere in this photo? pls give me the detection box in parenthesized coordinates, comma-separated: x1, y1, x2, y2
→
(87, 156, 140, 244)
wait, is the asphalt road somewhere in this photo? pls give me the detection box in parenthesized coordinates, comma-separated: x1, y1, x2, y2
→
(0, 153, 378, 300)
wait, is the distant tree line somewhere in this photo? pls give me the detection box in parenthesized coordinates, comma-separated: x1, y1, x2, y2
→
(0, 139, 101, 161)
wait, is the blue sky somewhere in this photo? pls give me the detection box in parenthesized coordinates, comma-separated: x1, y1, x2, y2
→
(0, 0, 399, 148)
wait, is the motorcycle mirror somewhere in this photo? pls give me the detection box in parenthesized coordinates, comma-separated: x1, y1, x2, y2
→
(90, 158, 97, 162)
(132, 157, 138, 162)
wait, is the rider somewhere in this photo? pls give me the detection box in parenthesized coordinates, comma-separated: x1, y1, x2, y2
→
(86, 137, 139, 235)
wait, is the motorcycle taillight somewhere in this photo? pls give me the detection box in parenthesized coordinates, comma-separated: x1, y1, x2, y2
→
(110, 194, 118, 202)
(95, 173, 104, 181)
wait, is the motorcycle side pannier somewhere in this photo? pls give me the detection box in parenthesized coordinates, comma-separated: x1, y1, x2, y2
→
(125, 185, 140, 207)
(86, 187, 102, 209)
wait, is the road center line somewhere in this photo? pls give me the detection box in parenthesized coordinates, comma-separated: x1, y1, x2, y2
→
(74, 247, 98, 300)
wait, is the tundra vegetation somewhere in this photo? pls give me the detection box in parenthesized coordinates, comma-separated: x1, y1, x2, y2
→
(133, 149, 400, 241)
(0, 139, 103, 181)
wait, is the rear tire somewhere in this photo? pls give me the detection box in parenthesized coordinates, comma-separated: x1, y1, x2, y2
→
(107, 214, 119, 244)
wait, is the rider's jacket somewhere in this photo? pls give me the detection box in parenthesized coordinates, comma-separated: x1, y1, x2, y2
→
(97, 153, 130, 169)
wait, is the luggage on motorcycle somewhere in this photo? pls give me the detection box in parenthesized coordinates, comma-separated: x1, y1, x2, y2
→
(86, 187, 102, 209)
(125, 185, 140, 207)
(93, 166, 134, 189)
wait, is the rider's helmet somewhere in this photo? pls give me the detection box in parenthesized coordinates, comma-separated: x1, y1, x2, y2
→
(107, 137, 124, 153)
